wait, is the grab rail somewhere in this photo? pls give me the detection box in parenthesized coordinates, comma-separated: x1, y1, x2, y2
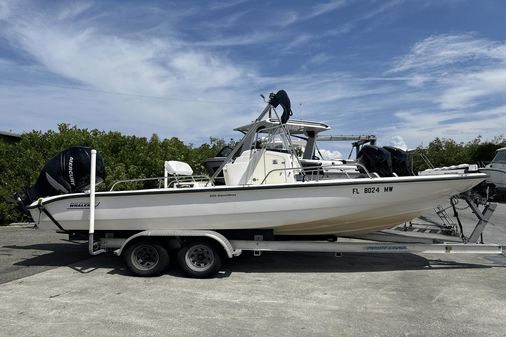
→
(259, 163, 373, 185)
(109, 175, 211, 191)
(110, 177, 165, 191)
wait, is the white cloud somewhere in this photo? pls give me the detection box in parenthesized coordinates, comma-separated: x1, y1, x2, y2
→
(359, 0, 405, 22)
(0, 2, 265, 142)
(308, 0, 349, 19)
(275, 11, 299, 27)
(387, 136, 408, 151)
(191, 31, 276, 47)
(438, 68, 506, 109)
(0, 0, 10, 19)
(57, 1, 94, 21)
(209, 0, 249, 11)
(200, 10, 251, 29)
(386, 105, 506, 146)
(279, 34, 313, 53)
(318, 149, 344, 160)
(390, 33, 506, 74)
(0, 2, 380, 144)
(277, 0, 349, 26)
(1, 3, 252, 97)
(275, 0, 406, 31)
(307, 53, 333, 65)
(383, 33, 506, 142)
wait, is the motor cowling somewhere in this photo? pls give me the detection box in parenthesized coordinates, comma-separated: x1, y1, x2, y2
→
(383, 146, 413, 176)
(15, 147, 105, 209)
(357, 145, 393, 177)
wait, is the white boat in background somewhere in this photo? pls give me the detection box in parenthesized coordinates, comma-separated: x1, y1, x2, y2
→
(419, 164, 479, 176)
(480, 147, 506, 200)
(418, 148, 506, 202)
(21, 90, 487, 237)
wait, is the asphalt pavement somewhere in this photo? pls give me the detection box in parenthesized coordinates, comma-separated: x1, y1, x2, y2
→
(0, 225, 89, 284)
(0, 204, 505, 337)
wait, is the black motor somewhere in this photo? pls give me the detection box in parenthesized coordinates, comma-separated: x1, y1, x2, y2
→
(383, 146, 413, 176)
(14, 147, 105, 211)
(357, 145, 393, 177)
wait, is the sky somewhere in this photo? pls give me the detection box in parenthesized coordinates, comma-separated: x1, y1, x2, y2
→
(0, 0, 505, 158)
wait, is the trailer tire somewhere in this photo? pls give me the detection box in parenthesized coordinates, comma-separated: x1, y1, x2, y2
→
(177, 241, 222, 278)
(124, 241, 169, 277)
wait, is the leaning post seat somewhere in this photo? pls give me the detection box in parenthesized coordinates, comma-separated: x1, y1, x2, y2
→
(164, 161, 194, 176)
(163, 161, 210, 188)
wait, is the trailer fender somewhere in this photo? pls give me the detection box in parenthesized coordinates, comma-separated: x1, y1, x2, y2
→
(114, 230, 241, 258)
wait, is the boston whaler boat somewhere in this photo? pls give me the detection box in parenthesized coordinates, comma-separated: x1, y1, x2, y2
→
(14, 90, 501, 277)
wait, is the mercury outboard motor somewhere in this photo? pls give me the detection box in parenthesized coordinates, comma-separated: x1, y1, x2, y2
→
(13, 147, 105, 213)
(357, 145, 393, 177)
(383, 146, 413, 176)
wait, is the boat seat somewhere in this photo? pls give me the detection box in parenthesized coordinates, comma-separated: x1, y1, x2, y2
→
(164, 161, 193, 176)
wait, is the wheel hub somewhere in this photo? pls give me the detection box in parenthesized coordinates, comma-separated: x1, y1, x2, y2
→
(132, 245, 159, 271)
(187, 245, 214, 270)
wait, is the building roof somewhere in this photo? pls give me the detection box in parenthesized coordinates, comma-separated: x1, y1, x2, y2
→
(0, 131, 22, 142)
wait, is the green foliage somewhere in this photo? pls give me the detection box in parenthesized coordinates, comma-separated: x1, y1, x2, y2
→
(411, 136, 506, 173)
(0, 124, 228, 224)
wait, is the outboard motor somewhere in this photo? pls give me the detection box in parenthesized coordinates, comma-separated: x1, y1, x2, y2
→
(13, 147, 105, 213)
(383, 146, 413, 176)
(357, 145, 393, 177)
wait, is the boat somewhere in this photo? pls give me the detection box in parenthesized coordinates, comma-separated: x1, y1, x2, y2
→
(417, 148, 506, 202)
(17, 91, 487, 238)
(480, 147, 506, 201)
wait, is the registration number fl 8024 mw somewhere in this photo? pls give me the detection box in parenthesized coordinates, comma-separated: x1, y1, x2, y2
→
(352, 186, 393, 194)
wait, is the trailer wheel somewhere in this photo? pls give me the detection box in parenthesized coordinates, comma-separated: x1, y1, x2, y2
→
(177, 241, 222, 278)
(124, 241, 169, 277)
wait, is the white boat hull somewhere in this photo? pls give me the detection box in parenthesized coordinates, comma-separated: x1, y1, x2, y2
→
(28, 174, 486, 236)
(481, 168, 506, 191)
(481, 148, 506, 193)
